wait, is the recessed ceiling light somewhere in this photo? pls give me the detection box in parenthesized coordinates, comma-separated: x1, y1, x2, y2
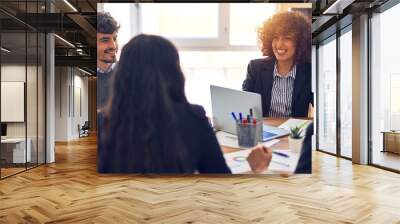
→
(63, 0, 78, 12)
(54, 34, 75, 48)
(323, 0, 355, 15)
(78, 67, 93, 76)
(1, 47, 11, 53)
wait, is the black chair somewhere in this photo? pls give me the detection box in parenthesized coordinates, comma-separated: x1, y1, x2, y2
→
(78, 121, 90, 138)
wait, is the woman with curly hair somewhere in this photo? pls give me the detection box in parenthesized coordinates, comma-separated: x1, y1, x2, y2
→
(242, 11, 312, 117)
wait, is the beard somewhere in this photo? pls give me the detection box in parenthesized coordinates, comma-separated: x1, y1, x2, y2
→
(100, 57, 116, 64)
(100, 48, 117, 63)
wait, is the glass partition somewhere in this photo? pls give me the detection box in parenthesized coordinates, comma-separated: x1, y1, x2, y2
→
(339, 28, 352, 158)
(38, 32, 45, 165)
(370, 3, 400, 171)
(1, 30, 28, 177)
(0, 1, 46, 179)
(317, 36, 337, 155)
(27, 31, 38, 169)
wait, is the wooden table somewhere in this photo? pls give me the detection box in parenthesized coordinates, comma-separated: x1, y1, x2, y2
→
(381, 131, 400, 154)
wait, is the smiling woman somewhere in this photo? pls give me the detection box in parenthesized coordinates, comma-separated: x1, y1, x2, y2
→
(242, 11, 312, 118)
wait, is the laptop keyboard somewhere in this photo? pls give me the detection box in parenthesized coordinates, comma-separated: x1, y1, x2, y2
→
(263, 131, 278, 140)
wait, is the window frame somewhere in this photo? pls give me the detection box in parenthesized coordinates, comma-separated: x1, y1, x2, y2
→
(136, 3, 260, 51)
(315, 23, 353, 161)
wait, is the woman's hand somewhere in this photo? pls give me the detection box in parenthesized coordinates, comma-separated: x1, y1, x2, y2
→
(247, 144, 272, 174)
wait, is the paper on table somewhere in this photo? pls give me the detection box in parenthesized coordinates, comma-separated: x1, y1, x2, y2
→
(263, 149, 300, 174)
(278, 119, 311, 132)
(224, 147, 298, 175)
(262, 139, 280, 147)
(216, 131, 281, 149)
(216, 131, 238, 148)
(224, 148, 299, 174)
(223, 149, 252, 174)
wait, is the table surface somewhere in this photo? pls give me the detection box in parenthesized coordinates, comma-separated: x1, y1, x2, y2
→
(219, 117, 311, 174)
(381, 131, 400, 134)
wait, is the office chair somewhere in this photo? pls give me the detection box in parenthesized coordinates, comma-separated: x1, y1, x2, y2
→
(79, 121, 90, 138)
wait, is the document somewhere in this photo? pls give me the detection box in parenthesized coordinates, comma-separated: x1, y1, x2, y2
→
(224, 145, 298, 174)
(216, 131, 280, 148)
(263, 149, 299, 174)
(224, 149, 252, 174)
(216, 131, 239, 148)
(278, 118, 311, 134)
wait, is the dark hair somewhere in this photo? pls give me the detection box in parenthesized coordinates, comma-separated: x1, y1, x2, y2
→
(104, 34, 190, 173)
(97, 12, 120, 34)
(257, 11, 311, 63)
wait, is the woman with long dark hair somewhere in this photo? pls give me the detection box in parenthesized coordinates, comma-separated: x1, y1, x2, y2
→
(98, 34, 233, 173)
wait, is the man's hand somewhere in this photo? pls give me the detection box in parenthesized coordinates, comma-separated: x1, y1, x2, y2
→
(247, 144, 272, 174)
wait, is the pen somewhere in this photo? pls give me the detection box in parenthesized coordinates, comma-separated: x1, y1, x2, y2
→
(239, 113, 243, 122)
(247, 115, 251, 123)
(273, 151, 289, 158)
(231, 112, 238, 122)
(250, 108, 256, 124)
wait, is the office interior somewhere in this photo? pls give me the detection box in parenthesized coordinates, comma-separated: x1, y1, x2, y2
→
(0, 0, 97, 179)
(0, 0, 399, 222)
(98, 1, 400, 175)
(0, 0, 399, 176)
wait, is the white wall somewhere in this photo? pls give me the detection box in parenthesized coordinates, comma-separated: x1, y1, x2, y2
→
(1, 64, 46, 164)
(1, 65, 31, 137)
(55, 67, 89, 141)
(55, 66, 69, 141)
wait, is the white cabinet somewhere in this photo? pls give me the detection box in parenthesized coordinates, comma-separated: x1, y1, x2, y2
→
(1, 138, 32, 163)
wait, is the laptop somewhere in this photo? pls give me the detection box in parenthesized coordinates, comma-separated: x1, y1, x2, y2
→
(210, 85, 289, 141)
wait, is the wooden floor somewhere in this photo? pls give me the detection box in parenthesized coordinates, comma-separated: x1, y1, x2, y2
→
(1, 135, 400, 223)
(372, 151, 400, 171)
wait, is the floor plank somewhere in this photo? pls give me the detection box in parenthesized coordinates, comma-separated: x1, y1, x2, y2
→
(1, 135, 400, 223)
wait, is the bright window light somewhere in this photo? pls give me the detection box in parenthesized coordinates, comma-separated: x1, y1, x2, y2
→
(141, 3, 219, 39)
(229, 3, 277, 46)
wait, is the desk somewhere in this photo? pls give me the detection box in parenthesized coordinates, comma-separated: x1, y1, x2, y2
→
(1, 138, 31, 164)
(382, 131, 400, 154)
(218, 118, 303, 174)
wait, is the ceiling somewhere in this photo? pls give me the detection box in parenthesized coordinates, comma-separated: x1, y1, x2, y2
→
(0, 0, 394, 74)
(0, 0, 96, 73)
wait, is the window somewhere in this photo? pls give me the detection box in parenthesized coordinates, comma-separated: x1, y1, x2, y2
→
(371, 3, 400, 171)
(104, 3, 279, 51)
(317, 37, 337, 154)
(141, 3, 219, 39)
(229, 3, 276, 46)
(180, 51, 261, 116)
(339, 28, 352, 158)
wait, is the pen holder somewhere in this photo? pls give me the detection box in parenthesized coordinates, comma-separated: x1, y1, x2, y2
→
(255, 121, 262, 143)
(236, 122, 259, 148)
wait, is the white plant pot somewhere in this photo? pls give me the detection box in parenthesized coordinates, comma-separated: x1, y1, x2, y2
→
(289, 137, 304, 153)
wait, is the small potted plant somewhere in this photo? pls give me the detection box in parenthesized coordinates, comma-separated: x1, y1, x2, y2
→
(289, 125, 304, 153)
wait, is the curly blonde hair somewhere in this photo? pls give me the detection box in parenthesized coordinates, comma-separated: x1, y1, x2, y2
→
(257, 11, 311, 63)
